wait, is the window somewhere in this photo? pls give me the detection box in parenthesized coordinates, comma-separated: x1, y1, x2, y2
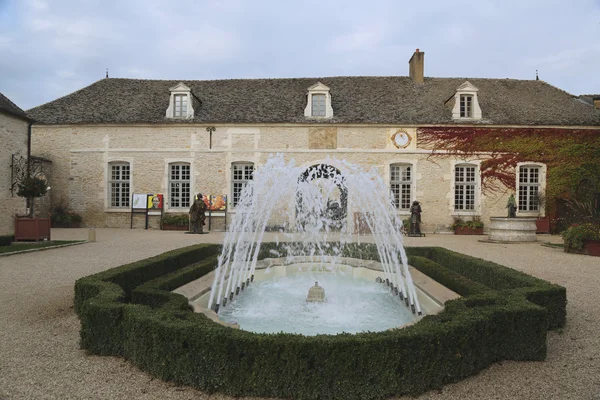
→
(166, 82, 194, 119)
(454, 164, 476, 211)
(304, 82, 333, 118)
(311, 94, 326, 117)
(232, 162, 254, 207)
(169, 163, 191, 208)
(109, 162, 130, 207)
(451, 81, 482, 120)
(460, 95, 473, 118)
(518, 166, 540, 211)
(390, 164, 412, 210)
(174, 94, 187, 117)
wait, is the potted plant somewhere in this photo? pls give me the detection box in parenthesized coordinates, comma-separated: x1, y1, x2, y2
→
(14, 175, 50, 241)
(562, 223, 600, 256)
(452, 216, 484, 235)
(161, 214, 189, 231)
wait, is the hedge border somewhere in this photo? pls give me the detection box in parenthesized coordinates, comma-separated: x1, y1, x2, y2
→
(75, 243, 566, 400)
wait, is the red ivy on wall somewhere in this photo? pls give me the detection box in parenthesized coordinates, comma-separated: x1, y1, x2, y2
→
(417, 127, 600, 199)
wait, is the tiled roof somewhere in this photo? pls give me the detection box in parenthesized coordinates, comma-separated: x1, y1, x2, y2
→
(28, 77, 600, 126)
(0, 91, 30, 121)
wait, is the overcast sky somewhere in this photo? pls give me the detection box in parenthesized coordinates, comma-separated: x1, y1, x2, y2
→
(1, 0, 599, 110)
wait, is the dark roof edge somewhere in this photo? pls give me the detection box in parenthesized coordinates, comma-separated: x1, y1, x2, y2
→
(0, 92, 32, 121)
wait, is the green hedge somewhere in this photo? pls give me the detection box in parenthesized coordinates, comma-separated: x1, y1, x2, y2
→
(405, 247, 566, 329)
(0, 235, 14, 247)
(74, 244, 221, 354)
(75, 243, 565, 399)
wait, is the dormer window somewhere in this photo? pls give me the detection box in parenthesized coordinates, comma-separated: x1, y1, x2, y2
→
(174, 94, 187, 117)
(166, 82, 194, 119)
(304, 82, 333, 118)
(311, 94, 326, 117)
(460, 94, 473, 118)
(452, 81, 482, 120)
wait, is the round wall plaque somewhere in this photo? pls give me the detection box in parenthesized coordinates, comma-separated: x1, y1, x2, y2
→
(392, 130, 411, 148)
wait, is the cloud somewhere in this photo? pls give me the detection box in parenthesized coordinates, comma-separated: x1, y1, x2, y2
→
(0, 0, 599, 109)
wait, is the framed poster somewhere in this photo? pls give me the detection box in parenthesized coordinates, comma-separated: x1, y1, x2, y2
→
(147, 194, 164, 210)
(132, 193, 148, 210)
(209, 195, 227, 211)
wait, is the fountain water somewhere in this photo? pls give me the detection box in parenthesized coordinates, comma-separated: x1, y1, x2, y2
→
(207, 154, 421, 333)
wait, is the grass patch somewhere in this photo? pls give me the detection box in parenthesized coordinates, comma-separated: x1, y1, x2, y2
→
(0, 240, 84, 254)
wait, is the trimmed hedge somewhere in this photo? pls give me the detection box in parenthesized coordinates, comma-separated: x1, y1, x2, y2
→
(405, 247, 566, 329)
(75, 243, 565, 399)
(0, 235, 14, 247)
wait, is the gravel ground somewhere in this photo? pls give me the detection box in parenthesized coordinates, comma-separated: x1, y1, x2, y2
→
(0, 229, 598, 400)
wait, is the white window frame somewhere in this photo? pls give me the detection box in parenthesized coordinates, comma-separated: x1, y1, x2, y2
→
(451, 161, 481, 215)
(390, 163, 413, 211)
(516, 163, 545, 215)
(231, 162, 254, 208)
(108, 161, 131, 208)
(459, 94, 473, 118)
(168, 163, 191, 209)
(173, 94, 188, 118)
(452, 81, 482, 120)
(166, 82, 194, 119)
(304, 82, 333, 118)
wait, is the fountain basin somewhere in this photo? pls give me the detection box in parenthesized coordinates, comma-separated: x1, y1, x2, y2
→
(488, 217, 538, 242)
(173, 256, 460, 335)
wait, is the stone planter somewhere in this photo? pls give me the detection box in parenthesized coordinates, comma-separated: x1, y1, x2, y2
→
(454, 226, 484, 235)
(14, 217, 51, 241)
(488, 217, 537, 242)
(161, 224, 189, 231)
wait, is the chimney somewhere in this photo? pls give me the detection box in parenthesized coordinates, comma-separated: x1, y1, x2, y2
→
(594, 96, 600, 110)
(409, 48, 424, 84)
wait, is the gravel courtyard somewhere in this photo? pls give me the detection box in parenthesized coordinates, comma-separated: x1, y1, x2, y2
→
(0, 228, 598, 400)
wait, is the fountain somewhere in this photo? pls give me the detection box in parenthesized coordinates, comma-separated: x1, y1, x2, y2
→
(306, 282, 325, 302)
(203, 154, 423, 334)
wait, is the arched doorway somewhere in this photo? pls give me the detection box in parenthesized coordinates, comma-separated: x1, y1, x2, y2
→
(296, 164, 348, 229)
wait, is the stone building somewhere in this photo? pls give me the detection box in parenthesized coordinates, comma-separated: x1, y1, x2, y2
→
(27, 50, 600, 232)
(0, 92, 31, 236)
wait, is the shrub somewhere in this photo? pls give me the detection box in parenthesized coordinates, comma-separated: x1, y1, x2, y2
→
(561, 223, 600, 250)
(452, 216, 484, 229)
(162, 214, 189, 227)
(50, 201, 83, 225)
(0, 235, 14, 247)
(75, 243, 566, 399)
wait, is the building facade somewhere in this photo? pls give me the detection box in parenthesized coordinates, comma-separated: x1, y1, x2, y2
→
(0, 92, 31, 236)
(28, 51, 600, 232)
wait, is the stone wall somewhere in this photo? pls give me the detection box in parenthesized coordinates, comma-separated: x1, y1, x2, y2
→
(31, 124, 511, 232)
(0, 113, 29, 236)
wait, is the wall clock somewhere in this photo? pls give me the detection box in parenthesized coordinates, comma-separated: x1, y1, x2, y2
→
(392, 130, 411, 149)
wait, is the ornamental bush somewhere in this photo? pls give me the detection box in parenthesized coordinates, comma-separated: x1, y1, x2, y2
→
(0, 235, 14, 247)
(75, 243, 566, 399)
(452, 216, 484, 230)
(161, 214, 189, 227)
(561, 223, 600, 250)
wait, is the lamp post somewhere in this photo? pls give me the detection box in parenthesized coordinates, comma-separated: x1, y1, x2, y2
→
(206, 126, 215, 149)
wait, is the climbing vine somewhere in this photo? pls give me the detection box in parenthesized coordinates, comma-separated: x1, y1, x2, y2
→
(417, 127, 600, 201)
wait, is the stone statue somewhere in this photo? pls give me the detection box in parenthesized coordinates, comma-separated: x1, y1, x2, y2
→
(189, 193, 207, 234)
(506, 193, 517, 218)
(409, 200, 422, 236)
